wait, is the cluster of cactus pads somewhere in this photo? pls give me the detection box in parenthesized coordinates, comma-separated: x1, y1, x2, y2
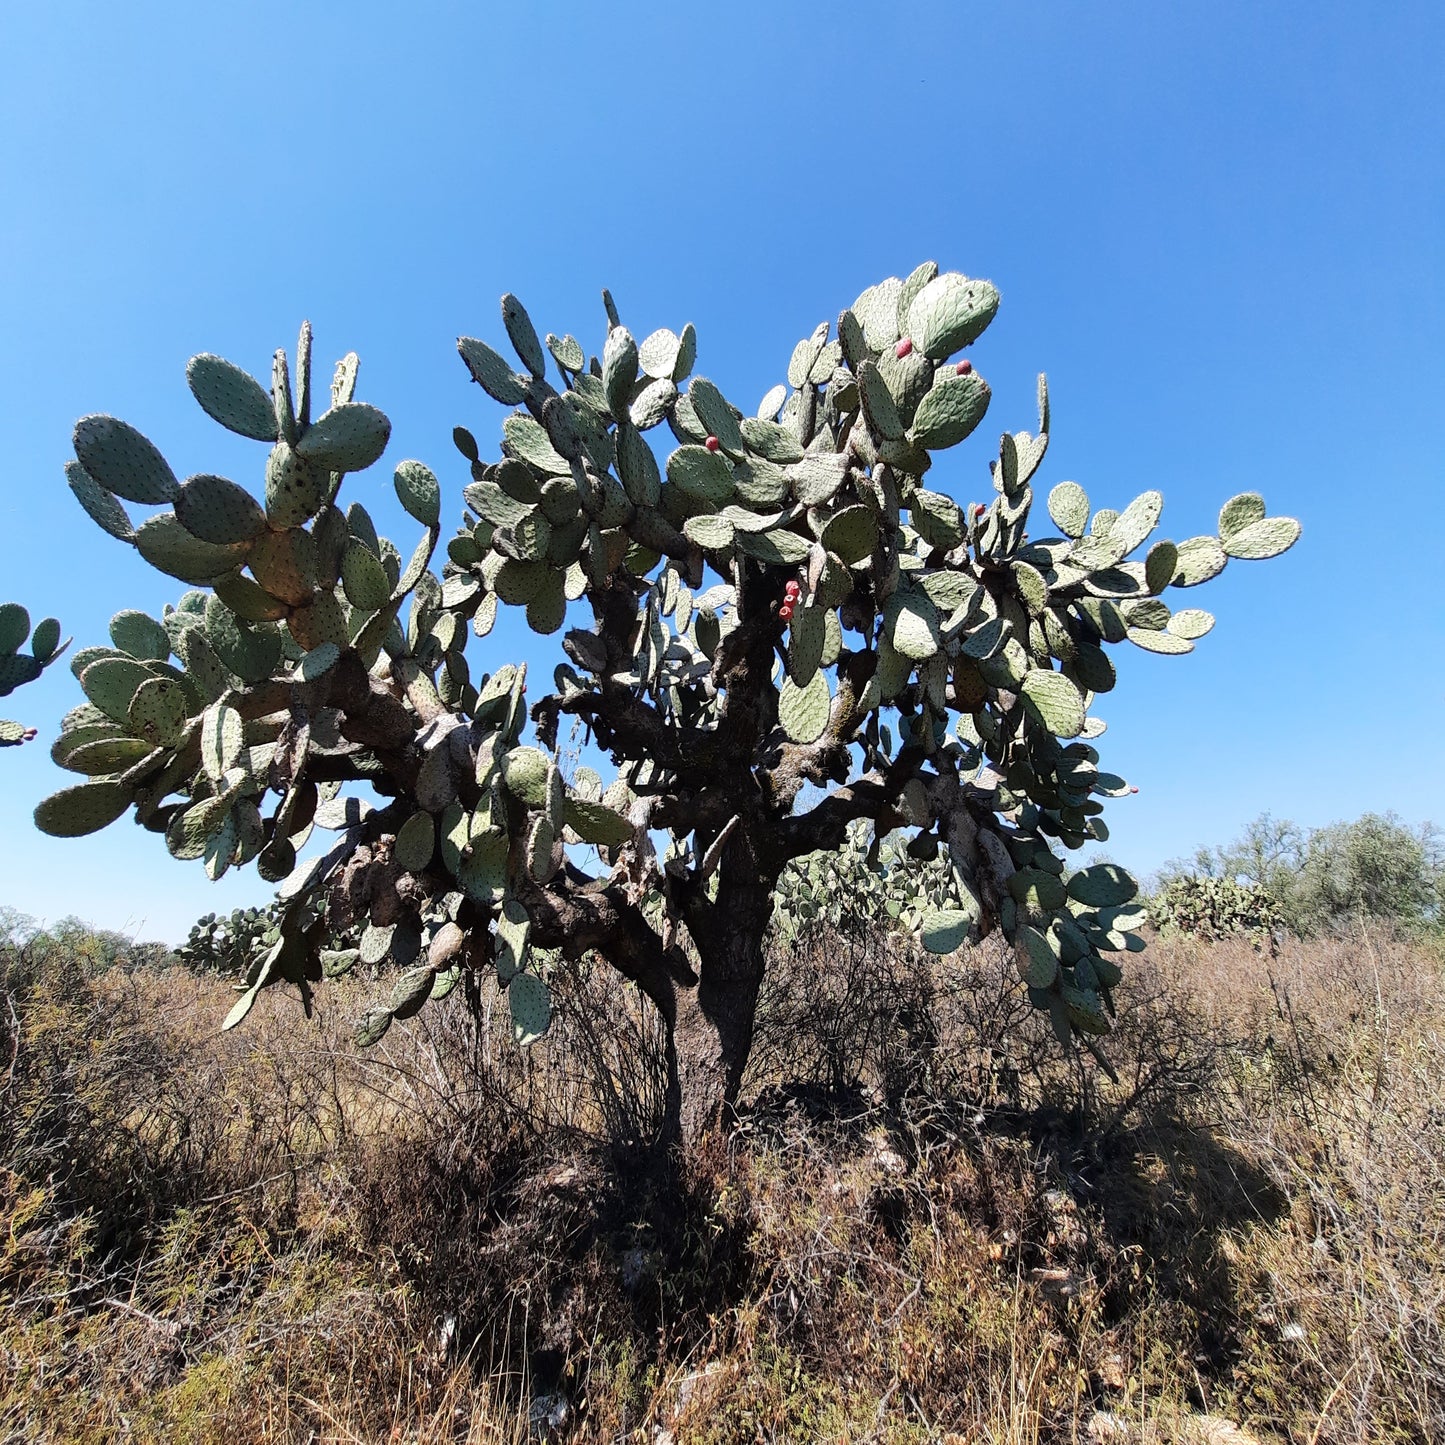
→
(37, 264, 1299, 1061)
(1, 603, 68, 746)
(1149, 873, 1285, 943)
(772, 821, 977, 950)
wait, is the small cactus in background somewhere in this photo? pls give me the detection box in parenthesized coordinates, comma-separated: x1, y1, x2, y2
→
(1150, 873, 1285, 943)
(176, 904, 277, 975)
(0, 602, 69, 747)
(35, 269, 1301, 1148)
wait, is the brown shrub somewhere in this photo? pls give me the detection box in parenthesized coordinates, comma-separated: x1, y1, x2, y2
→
(0, 917, 1440, 1442)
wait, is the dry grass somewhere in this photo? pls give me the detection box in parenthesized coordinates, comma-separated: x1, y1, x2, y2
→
(1, 918, 1441, 1443)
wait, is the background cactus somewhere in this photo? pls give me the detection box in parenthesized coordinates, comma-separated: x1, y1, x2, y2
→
(1148, 873, 1285, 944)
(35, 271, 1300, 1148)
(1, 602, 69, 747)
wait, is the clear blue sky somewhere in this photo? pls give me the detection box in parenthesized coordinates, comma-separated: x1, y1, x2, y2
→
(1, 1, 1440, 942)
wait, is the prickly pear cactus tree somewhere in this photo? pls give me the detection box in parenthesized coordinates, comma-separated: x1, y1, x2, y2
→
(1, 602, 69, 747)
(37, 269, 1300, 1146)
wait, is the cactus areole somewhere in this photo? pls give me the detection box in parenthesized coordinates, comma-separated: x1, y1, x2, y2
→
(37, 267, 1300, 1151)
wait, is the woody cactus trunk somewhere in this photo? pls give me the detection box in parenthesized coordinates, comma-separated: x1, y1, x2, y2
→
(35, 266, 1300, 1150)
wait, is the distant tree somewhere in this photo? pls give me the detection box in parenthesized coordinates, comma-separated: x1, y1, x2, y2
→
(1293, 813, 1442, 929)
(32, 266, 1300, 1150)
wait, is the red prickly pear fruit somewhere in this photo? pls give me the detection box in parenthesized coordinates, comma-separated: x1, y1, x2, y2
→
(895, 337, 913, 359)
(955, 359, 973, 375)
(973, 503, 986, 517)
(705, 435, 720, 452)
(1130, 785, 1139, 794)
(779, 604, 794, 622)
(785, 580, 801, 597)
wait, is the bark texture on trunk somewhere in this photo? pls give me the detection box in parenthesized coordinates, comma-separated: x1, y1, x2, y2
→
(662, 866, 774, 1150)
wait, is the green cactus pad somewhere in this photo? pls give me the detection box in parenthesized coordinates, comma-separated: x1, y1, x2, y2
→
(1108, 491, 1163, 557)
(666, 445, 735, 504)
(1167, 608, 1214, 640)
(175, 473, 267, 545)
(186, 355, 279, 441)
(1220, 515, 1301, 560)
(286, 590, 348, 652)
(508, 972, 552, 1046)
(910, 489, 966, 551)
(784, 606, 823, 685)
(1126, 626, 1193, 655)
(0, 719, 29, 746)
(909, 372, 991, 450)
(562, 797, 633, 847)
(1170, 536, 1227, 587)
(200, 701, 243, 781)
(683, 514, 735, 550)
(602, 326, 638, 415)
(820, 506, 877, 566)
(1047, 482, 1089, 539)
(857, 361, 903, 440)
(546, 332, 585, 373)
(80, 655, 152, 723)
(920, 908, 974, 955)
(459, 826, 509, 904)
(527, 815, 558, 882)
(884, 591, 941, 662)
(205, 597, 282, 681)
(0, 603, 30, 655)
(127, 676, 189, 746)
(739, 417, 803, 464)
(458, 337, 529, 405)
(1217, 492, 1266, 540)
(630, 378, 677, 431)
(340, 541, 392, 611)
(135, 512, 251, 585)
(1020, 669, 1086, 738)
(786, 453, 848, 507)
(30, 620, 63, 667)
(58, 735, 155, 775)
(353, 1006, 393, 1048)
(777, 671, 830, 744)
(1066, 863, 1138, 908)
(905, 273, 999, 360)
(66, 462, 135, 541)
(395, 810, 435, 872)
(394, 460, 441, 528)
(688, 378, 744, 456)
(501, 745, 550, 806)
(385, 965, 435, 1021)
(34, 779, 132, 837)
(1144, 540, 1178, 595)
(248, 528, 317, 606)
(73, 415, 178, 505)
(503, 414, 568, 475)
(501, 294, 547, 379)
(525, 570, 567, 634)
(638, 328, 682, 380)
(1017, 927, 1060, 988)
(295, 403, 392, 473)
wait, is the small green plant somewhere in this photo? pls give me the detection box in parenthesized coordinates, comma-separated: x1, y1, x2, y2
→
(34, 267, 1301, 1148)
(0, 601, 68, 746)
